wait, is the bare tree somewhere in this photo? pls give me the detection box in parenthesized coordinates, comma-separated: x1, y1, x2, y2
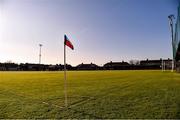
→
(129, 60, 140, 65)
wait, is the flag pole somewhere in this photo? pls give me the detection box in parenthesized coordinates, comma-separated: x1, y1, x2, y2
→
(64, 41, 68, 107)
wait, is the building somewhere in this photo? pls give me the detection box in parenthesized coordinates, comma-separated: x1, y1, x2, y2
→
(140, 59, 172, 70)
(76, 63, 99, 70)
(103, 61, 130, 70)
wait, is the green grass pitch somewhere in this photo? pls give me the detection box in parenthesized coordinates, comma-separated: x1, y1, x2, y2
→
(0, 70, 180, 119)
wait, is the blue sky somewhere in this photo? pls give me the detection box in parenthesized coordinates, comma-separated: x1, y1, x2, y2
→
(0, 0, 179, 65)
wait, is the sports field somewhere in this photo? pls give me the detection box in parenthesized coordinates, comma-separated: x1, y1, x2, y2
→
(0, 70, 180, 119)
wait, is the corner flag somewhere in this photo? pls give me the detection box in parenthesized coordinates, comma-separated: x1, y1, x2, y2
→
(64, 34, 74, 107)
(64, 35, 74, 50)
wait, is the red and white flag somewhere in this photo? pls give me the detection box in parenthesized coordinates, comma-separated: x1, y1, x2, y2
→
(64, 35, 74, 50)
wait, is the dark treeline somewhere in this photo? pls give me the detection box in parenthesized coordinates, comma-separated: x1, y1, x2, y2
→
(0, 58, 173, 71)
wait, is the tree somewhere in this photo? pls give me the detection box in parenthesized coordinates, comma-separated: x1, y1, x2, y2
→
(129, 60, 140, 65)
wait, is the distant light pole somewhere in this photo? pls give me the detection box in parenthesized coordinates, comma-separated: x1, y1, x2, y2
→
(168, 14, 175, 72)
(39, 44, 43, 64)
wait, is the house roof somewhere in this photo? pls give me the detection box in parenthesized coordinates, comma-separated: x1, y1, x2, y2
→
(76, 63, 98, 68)
(104, 61, 129, 67)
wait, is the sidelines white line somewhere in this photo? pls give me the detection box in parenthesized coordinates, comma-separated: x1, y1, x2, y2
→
(42, 101, 64, 109)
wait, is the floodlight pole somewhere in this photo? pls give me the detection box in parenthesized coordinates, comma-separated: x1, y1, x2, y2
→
(39, 44, 43, 64)
(168, 15, 175, 72)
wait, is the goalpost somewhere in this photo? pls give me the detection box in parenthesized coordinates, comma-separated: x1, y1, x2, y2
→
(161, 59, 166, 71)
